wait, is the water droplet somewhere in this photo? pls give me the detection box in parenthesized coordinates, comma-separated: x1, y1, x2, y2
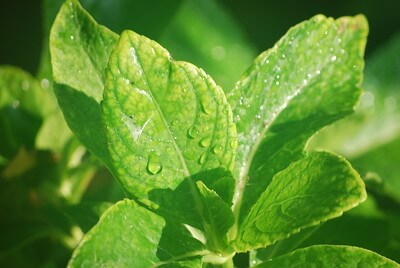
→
(275, 81, 280, 86)
(230, 139, 237, 149)
(12, 100, 20, 108)
(171, 119, 178, 126)
(316, 70, 321, 75)
(21, 81, 30, 91)
(198, 152, 206, 164)
(199, 137, 211, 147)
(265, 59, 270, 64)
(212, 145, 222, 154)
(330, 55, 337, 62)
(211, 46, 226, 60)
(187, 125, 199, 139)
(70, 35, 74, 40)
(329, 47, 334, 52)
(147, 153, 162, 175)
(200, 98, 212, 115)
(40, 79, 49, 89)
(281, 54, 286, 59)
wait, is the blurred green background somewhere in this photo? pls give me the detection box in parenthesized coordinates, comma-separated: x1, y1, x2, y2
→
(1, 0, 399, 76)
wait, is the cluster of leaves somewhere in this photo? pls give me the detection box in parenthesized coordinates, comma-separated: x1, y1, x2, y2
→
(1, 0, 400, 267)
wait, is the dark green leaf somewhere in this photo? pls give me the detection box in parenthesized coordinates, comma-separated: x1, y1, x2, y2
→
(50, 0, 118, 167)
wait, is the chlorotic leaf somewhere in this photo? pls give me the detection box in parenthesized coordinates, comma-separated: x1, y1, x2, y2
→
(50, 0, 118, 167)
(69, 199, 205, 267)
(234, 152, 366, 252)
(229, 15, 368, 225)
(101, 30, 236, 226)
(254, 245, 400, 267)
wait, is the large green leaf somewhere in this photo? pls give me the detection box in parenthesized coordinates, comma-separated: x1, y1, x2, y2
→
(101, 29, 236, 226)
(228, 15, 368, 225)
(69, 199, 205, 267)
(234, 152, 366, 251)
(250, 195, 393, 264)
(50, 0, 118, 167)
(254, 245, 399, 267)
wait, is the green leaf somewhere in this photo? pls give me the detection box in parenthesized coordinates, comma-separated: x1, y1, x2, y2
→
(228, 15, 368, 226)
(254, 245, 400, 267)
(101, 29, 236, 225)
(69, 199, 205, 267)
(196, 181, 234, 253)
(308, 33, 400, 157)
(50, 0, 118, 167)
(234, 152, 366, 252)
(250, 195, 391, 264)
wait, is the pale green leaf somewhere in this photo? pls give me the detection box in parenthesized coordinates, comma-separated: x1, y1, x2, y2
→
(69, 199, 205, 267)
(228, 15, 368, 225)
(102, 30, 236, 226)
(50, 0, 118, 166)
(234, 152, 366, 252)
(254, 245, 399, 268)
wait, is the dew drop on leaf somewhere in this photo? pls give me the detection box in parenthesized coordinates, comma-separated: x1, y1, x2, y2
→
(200, 99, 213, 115)
(199, 137, 211, 147)
(212, 145, 222, 154)
(147, 153, 162, 175)
(187, 125, 199, 139)
(198, 152, 207, 164)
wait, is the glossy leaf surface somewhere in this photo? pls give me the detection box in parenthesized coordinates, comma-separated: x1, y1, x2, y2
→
(228, 14, 368, 226)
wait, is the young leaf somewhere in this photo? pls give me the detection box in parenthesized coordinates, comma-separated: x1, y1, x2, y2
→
(50, 0, 118, 167)
(234, 152, 366, 252)
(101, 30, 236, 224)
(196, 181, 234, 252)
(228, 15, 368, 225)
(69, 199, 205, 267)
(254, 245, 400, 267)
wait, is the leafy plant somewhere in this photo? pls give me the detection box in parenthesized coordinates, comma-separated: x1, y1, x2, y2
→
(44, 0, 400, 267)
